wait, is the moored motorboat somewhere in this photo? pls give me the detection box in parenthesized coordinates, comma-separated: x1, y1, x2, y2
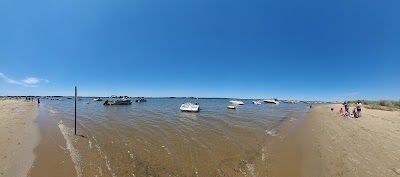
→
(252, 100, 262, 105)
(135, 97, 147, 103)
(103, 96, 132, 105)
(227, 105, 236, 109)
(180, 97, 199, 112)
(263, 98, 280, 104)
(229, 100, 244, 105)
(94, 97, 103, 101)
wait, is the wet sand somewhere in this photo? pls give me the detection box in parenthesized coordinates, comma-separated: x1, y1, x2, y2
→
(0, 100, 39, 177)
(29, 109, 76, 177)
(302, 104, 400, 177)
(264, 110, 307, 177)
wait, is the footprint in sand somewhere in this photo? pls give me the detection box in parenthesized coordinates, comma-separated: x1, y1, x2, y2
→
(392, 168, 400, 175)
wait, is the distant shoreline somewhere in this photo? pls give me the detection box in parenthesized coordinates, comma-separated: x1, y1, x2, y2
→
(2, 96, 333, 104)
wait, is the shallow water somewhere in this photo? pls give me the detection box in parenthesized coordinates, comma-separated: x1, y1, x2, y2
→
(41, 98, 308, 176)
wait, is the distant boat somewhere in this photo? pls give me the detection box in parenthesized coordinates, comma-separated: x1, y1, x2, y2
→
(180, 98, 199, 112)
(283, 100, 299, 104)
(252, 100, 262, 105)
(67, 97, 72, 99)
(93, 97, 103, 101)
(135, 97, 147, 103)
(230, 100, 244, 105)
(227, 105, 236, 109)
(103, 96, 132, 105)
(264, 98, 280, 104)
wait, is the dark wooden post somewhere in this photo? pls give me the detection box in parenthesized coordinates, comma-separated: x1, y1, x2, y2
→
(75, 86, 77, 135)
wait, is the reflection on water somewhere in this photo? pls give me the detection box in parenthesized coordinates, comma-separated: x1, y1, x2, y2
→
(41, 98, 308, 176)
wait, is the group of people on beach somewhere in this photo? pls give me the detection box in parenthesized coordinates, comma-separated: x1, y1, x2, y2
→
(25, 97, 40, 105)
(25, 97, 34, 102)
(338, 101, 362, 118)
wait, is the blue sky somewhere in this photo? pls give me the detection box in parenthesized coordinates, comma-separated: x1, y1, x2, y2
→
(0, 0, 399, 101)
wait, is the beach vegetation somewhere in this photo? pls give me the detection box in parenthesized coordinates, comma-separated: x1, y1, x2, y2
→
(349, 100, 400, 111)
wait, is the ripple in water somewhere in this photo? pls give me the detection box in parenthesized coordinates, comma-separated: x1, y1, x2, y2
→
(42, 98, 309, 176)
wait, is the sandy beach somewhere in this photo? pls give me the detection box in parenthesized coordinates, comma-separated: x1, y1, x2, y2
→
(302, 104, 400, 177)
(2, 98, 399, 177)
(0, 100, 39, 177)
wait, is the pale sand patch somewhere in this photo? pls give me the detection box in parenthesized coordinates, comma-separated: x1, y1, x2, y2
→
(0, 100, 39, 177)
(303, 104, 400, 177)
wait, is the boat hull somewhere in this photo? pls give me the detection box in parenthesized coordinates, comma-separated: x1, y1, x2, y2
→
(263, 100, 279, 104)
(104, 100, 132, 105)
(227, 105, 236, 109)
(229, 101, 244, 105)
(180, 103, 199, 112)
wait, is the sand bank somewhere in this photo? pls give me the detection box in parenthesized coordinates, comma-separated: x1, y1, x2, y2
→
(303, 104, 400, 177)
(0, 100, 39, 177)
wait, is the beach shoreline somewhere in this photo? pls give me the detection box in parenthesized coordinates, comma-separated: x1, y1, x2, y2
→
(263, 106, 309, 176)
(28, 106, 77, 177)
(301, 104, 400, 177)
(267, 103, 400, 177)
(0, 100, 40, 177)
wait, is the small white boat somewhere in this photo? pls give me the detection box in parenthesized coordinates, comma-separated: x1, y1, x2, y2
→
(94, 97, 103, 101)
(263, 98, 280, 104)
(227, 105, 236, 109)
(230, 100, 244, 105)
(180, 102, 199, 112)
(252, 100, 262, 105)
(180, 98, 199, 112)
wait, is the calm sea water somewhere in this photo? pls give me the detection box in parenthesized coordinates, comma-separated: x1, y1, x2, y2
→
(41, 98, 308, 176)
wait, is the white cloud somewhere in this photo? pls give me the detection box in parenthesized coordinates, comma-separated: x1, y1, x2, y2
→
(22, 77, 40, 84)
(0, 72, 49, 87)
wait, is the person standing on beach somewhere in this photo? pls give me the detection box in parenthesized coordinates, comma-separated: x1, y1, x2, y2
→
(344, 102, 349, 112)
(37, 98, 40, 105)
(309, 102, 313, 109)
(357, 102, 362, 117)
